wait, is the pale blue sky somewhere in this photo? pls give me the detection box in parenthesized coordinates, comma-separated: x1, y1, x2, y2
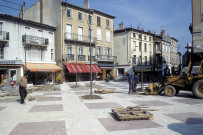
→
(0, 0, 192, 55)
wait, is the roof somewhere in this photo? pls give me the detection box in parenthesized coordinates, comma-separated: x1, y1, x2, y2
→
(171, 37, 178, 42)
(114, 28, 156, 37)
(61, 2, 115, 19)
(0, 14, 56, 30)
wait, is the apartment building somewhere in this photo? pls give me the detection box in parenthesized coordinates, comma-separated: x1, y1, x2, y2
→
(23, 0, 116, 81)
(161, 30, 180, 74)
(190, 0, 203, 53)
(114, 24, 155, 82)
(0, 14, 60, 84)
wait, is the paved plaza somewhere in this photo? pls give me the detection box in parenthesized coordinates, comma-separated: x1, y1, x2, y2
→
(0, 81, 203, 135)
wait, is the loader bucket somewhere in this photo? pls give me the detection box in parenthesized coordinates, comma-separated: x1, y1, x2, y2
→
(143, 83, 159, 95)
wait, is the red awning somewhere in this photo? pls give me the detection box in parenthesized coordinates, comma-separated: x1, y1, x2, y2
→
(66, 64, 102, 73)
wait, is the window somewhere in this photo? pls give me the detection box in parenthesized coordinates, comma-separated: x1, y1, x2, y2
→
(97, 16, 101, 26)
(139, 34, 141, 40)
(149, 37, 152, 41)
(145, 56, 147, 65)
(0, 22, 2, 36)
(133, 33, 136, 38)
(133, 41, 136, 51)
(89, 47, 93, 56)
(67, 9, 71, 18)
(31, 47, 41, 61)
(0, 46, 4, 59)
(139, 42, 141, 51)
(149, 44, 151, 51)
(67, 46, 72, 54)
(144, 43, 147, 52)
(9, 69, 17, 81)
(66, 24, 72, 39)
(106, 19, 110, 28)
(79, 47, 83, 55)
(88, 15, 92, 24)
(51, 49, 54, 61)
(97, 29, 101, 40)
(139, 56, 141, 64)
(78, 12, 83, 21)
(106, 31, 110, 42)
(118, 68, 124, 75)
(78, 27, 83, 41)
(89, 29, 93, 42)
(144, 36, 147, 40)
(132, 55, 136, 64)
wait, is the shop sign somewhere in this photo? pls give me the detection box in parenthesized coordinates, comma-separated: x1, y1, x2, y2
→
(0, 60, 22, 65)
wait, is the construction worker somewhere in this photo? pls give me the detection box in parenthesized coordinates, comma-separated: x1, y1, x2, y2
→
(18, 71, 29, 104)
(133, 73, 140, 93)
(128, 72, 135, 94)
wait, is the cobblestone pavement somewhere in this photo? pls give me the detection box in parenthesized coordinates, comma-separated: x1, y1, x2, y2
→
(0, 81, 203, 135)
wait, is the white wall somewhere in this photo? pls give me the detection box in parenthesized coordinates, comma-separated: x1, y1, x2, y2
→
(0, 18, 55, 63)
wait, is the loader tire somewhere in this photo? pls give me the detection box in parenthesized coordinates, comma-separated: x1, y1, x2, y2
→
(164, 85, 176, 97)
(193, 79, 203, 99)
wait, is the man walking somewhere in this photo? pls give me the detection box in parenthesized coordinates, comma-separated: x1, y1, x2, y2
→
(128, 72, 135, 94)
(18, 71, 29, 104)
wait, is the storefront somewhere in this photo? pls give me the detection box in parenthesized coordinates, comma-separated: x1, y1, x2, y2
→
(0, 60, 23, 85)
(98, 66, 114, 80)
(65, 61, 102, 82)
(25, 63, 61, 85)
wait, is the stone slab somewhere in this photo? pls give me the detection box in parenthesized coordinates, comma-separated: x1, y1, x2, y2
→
(131, 100, 172, 106)
(85, 102, 123, 109)
(0, 107, 6, 111)
(173, 98, 203, 105)
(9, 121, 66, 135)
(37, 97, 62, 102)
(29, 104, 63, 112)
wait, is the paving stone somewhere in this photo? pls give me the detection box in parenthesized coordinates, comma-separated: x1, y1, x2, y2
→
(173, 98, 203, 105)
(37, 96, 62, 102)
(131, 100, 172, 106)
(29, 104, 63, 112)
(0, 107, 6, 111)
(43, 92, 61, 96)
(85, 102, 123, 109)
(74, 92, 90, 95)
(98, 118, 163, 132)
(165, 112, 203, 124)
(9, 121, 67, 135)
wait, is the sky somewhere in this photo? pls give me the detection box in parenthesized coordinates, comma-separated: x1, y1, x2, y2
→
(0, 0, 192, 55)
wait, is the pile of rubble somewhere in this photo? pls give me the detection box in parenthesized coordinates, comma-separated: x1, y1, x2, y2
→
(28, 84, 60, 92)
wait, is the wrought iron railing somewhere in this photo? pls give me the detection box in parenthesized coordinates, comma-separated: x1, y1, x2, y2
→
(64, 54, 74, 61)
(64, 32, 96, 44)
(78, 55, 86, 61)
(88, 56, 96, 61)
(0, 31, 9, 41)
(95, 55, 117, 62)
(22, 35, 49, 46)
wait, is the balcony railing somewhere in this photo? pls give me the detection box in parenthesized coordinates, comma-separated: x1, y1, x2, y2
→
(95, 55, 117, 62)
(64, 54, 74, 61)
(78, 55, 86, 61)
(64, 32, 96, 44)
(22, 35, 49, 47)
(0, 31, 9, 41)
(88, 56, 96, 61)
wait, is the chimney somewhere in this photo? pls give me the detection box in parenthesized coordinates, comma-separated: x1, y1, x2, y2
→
(40, 0, 43, 23)
(119, 22, 124, 30)
(161, 30, 165, 36)
(148, 30, 151, 33)
(83, 0, 89, 9)
(19, 2, 25, 18)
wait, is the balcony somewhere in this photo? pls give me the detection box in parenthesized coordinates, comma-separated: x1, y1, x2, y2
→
(78, 55, 86, 61)
(156, 49, 161, 54)
(22, 35, 49, 47)
(0, 31, 9, 42)
(88, 56, 96, 61)
(95, 55, 117, 62)
(64, 32, 96, 45)
(64, 54, 74, 61)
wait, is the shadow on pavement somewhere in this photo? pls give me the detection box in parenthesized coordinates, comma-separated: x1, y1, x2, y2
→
(168, 118, 203, 135)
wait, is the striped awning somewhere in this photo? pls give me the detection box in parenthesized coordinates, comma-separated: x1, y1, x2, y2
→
(66, 64, 102, 73)
(25, 63, 61, 72)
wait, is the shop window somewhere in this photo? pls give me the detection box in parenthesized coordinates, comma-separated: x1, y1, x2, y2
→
(0, 46, 4, 59)
(9, 69, 17, 81)
(118, 68, 124, 75)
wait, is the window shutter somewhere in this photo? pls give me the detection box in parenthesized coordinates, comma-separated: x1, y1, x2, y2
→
(110, 48, 112, 56)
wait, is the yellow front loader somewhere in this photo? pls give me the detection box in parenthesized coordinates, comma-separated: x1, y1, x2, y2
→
(144, 53, 203, 99)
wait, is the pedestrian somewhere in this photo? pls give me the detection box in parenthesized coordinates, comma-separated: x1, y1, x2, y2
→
(134, 73, 140, 93)
(128, 72, 135, 94)
(18, 71, 29, 104)
(106, 74, 110, 83)
(164, 66, 171, 77)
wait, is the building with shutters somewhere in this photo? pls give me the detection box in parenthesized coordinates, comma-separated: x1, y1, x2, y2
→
(0, 14, 60, 84)
(22, 0, 116, 81)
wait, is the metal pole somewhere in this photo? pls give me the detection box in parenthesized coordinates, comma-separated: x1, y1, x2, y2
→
(141, 31, 143, 90)
(76, 41, 78, 86)
(61, 8, 64, 84)
(89, 13, 92, 96)
(24, 33, 26, 73)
